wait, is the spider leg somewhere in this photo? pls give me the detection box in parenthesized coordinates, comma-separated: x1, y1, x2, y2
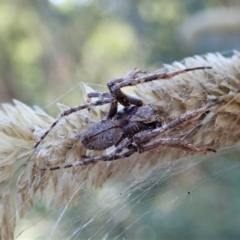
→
(107, 69, 147, 87)
(134, 100, 221, 146)
(34, 97, 114, 148)
(138, 137, 216, 154)
(114, 66, 212, 91)
(107, 69, 144, 107)
(87, 92, 118, 119)
(87, 92, 112, 100)
(178, 122, 203, 140)
(108, 67, 211, 106)
(39, 137, 134, 171)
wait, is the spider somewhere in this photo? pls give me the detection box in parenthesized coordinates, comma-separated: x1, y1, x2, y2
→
(35, 67, 219, 171)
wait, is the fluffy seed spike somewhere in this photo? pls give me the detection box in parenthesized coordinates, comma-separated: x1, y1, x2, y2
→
(0, 51, 240, 239)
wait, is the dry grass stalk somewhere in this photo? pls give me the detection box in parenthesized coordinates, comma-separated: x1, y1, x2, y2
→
(0, 51, 240, 238)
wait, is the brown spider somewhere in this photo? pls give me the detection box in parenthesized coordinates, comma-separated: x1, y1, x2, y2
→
(35, 67, 219, 171)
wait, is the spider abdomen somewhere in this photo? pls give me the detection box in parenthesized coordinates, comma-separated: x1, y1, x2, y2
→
(81, 120, 123, 150)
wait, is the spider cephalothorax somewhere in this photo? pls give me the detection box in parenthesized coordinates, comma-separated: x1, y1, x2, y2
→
(34, 66, 219, 171)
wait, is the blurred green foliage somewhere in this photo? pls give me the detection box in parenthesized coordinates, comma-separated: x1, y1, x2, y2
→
(0, 0, 223, 109)
(5, 0, 240, 239)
